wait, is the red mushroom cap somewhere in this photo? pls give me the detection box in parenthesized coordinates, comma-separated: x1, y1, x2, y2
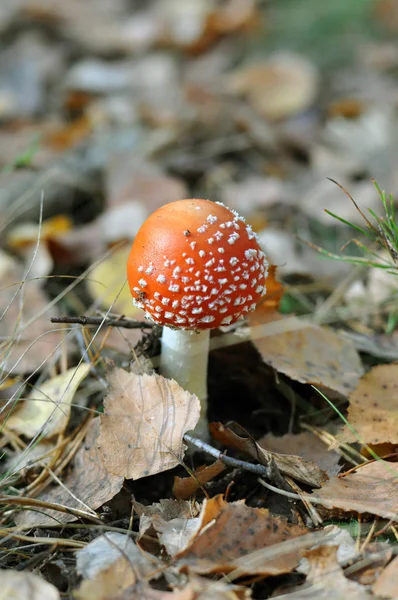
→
(127, 199, 268, 330)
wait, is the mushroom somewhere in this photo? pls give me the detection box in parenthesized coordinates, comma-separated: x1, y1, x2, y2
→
(127, 199, 268, 438)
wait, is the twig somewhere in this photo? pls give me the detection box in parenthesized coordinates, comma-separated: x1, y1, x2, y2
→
(184, 434, 273, 479)
(50, 316, 153, 329)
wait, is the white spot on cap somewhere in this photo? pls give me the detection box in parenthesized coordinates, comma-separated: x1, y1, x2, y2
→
(230, 257, 239, 266)
(199, 315, 215, 323)
(221, 316, 233, 325)
(169, 284, 180, 292)
(186, 257, 195, 265)
(245, 249, 257, 260)
(161, 297, 170, 305)
(155, 306, 163, 313)
(192, 307, 203, 314)
(139, 279, 147, 287)
(138, 266, 144, 273)
(199, 250, 206, 257)
(157, 274, 167, 284)
(218, 247, 225, 254)
(172, 300, 179, 309)
(145, 264, 154, 275)
(207, 237, 214, 245)
(165, 312, 175, 319)
(190, 241, 197, 250)
(205, 258, 215, 267)
(218, 278, 228, 285)
(228, 232, 240, 245)
(197, 225, 208, 233)
(207, 214, 218, 224)
(214, 231, 223, 241)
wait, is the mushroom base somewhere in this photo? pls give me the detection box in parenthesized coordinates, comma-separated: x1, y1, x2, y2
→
(160, 326, 210, 439)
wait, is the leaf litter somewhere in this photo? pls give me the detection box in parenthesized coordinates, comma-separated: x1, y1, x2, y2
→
(1, 0, 398, 598)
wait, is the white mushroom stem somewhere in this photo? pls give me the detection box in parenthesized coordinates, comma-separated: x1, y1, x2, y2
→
(160, 327, 210, 439)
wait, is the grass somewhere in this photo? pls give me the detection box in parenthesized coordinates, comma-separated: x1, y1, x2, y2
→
(303, 178, 398, 276)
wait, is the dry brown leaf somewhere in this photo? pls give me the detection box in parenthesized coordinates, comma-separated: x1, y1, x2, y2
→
(273, 545, 370, 599)
(315, 460, 398, 520)
(350, 542, 392, 586)
(173, 459, 226, 499)
(210, 422, 327, 488)
(98, 368, 200, 479)
(176, 494, 306, 575)
(7, 363, 90, 439)
(248, 311, 363, 396)
(106, 157, 188, 212)
(0, 251, 64, 375)
(135, 499, 201, 556)
(336, 364, 398, 445)
(168, 576, 252, 600)
(259, 432, 341, 478)
(74, 532, 160, 600)
(16, 417, 123, 527)
(373, 554, 398, 598)
(0, 570, 60, 600)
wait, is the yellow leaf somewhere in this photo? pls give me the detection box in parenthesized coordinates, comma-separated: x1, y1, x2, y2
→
(7, 363, 90, 439)
(87, 246, 143, 316)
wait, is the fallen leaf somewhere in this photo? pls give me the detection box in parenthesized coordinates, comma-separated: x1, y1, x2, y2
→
(86, 246, 142, 316)
(259, 431, 341, 478)
(210, 422, 327, 488)
(7, 363, 90, 439)
(134, 498, 201, 522)
(336, 364, 398, 446)
(248, 311, 363, 396)
(45, 115, 94, 150)
(258, 265, 284, 313)
(105, 157, 188, 212)
(135, 499, 201, 556)
(373, 554, 398, 598)
(173, 459, 226, 499)
(0, 251, 64, 375)
(169, 576, 252, 600)
(98, 368, 200, 479)
(315, 460, 398, 520)
(350, 542, 392, 586)
(74, 532, 160, 600)
(0, 570, 60, 600)
(227, 53, 319, 121)
(176, 494, 306, 575)
(16, 417, 123, 527)
(77, 532, 154, 579)
(6, 214, 72, 249)
(273, 545, 370, 599)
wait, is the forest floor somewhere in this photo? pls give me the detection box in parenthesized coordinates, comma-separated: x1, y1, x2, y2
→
(2, 1, 398, 598)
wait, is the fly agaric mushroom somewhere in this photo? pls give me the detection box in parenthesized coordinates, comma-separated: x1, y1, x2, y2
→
(127, 199, 268, 437)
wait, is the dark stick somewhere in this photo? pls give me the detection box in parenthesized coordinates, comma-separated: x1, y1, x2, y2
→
(50, 316, 153, 329)
(183, 433, 273, 479)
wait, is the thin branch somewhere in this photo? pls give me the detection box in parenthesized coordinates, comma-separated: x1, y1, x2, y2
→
(50, 316, 153, 329)
(183, 433, 273, 479)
